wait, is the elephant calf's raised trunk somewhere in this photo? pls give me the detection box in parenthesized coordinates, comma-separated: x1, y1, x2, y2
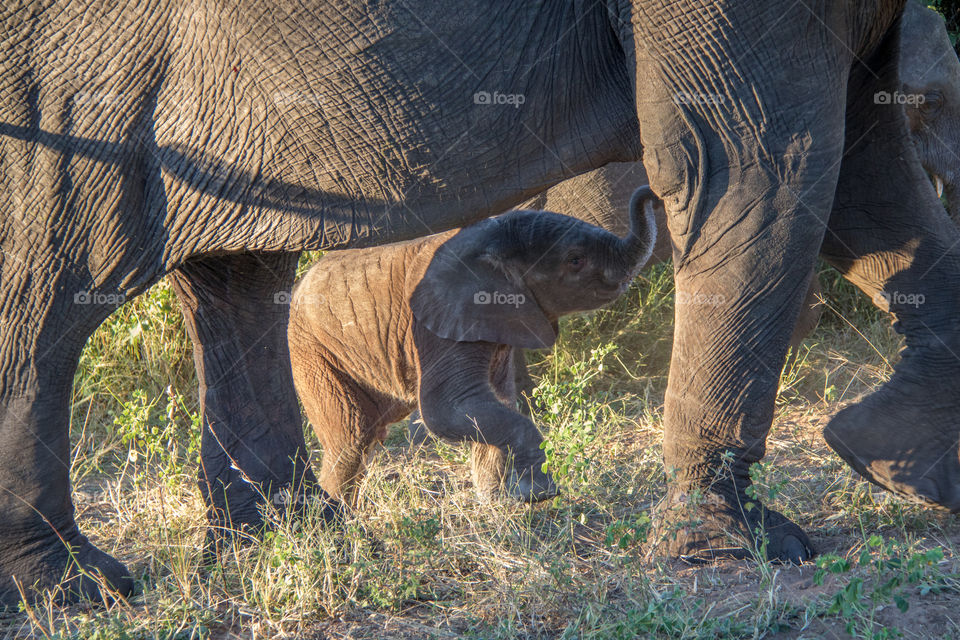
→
(617, 186, 659, 274)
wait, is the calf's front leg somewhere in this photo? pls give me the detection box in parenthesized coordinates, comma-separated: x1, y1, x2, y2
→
(414, 328, 556, 502)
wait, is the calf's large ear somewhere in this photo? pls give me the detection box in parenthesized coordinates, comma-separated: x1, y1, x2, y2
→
(409, 221, 556, 349)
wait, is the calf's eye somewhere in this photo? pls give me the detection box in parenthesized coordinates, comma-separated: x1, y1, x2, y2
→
(568, 256, 585, 270)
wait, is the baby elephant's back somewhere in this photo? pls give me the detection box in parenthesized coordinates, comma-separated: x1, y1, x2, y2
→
(288, 234, 445, 403)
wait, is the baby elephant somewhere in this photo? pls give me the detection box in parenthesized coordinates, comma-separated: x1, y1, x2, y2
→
(288, 187, 659, 504)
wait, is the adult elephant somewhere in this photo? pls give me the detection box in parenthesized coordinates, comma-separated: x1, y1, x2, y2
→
(1, 0, 958, 605)
(517, 0, 960, 348)
(472, 0, 960, 434)
(901, 0, 960, 218)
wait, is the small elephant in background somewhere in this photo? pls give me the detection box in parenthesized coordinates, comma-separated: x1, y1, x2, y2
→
(288, 188, 659, 504)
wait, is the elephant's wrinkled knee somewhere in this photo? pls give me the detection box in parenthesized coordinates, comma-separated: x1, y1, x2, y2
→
(640, 138, 700, 230)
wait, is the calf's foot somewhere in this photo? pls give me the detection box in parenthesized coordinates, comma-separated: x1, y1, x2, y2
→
(506, 454, 559, 503)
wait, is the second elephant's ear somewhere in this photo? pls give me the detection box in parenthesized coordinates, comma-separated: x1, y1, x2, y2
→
(409, 221, 556, 349)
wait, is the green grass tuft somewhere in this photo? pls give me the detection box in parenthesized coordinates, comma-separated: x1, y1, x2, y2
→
(4, 261, 960, 639)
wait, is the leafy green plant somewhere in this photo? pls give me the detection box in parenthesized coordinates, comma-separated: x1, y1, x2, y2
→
(114, 387, 200, 486)
(741, 460, 792, 565)
(603, 513, 651, 552)
(536, 343, 618, 491)
(814, 537, 950, 639)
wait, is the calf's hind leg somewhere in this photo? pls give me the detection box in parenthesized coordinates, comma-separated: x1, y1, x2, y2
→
(292, 358, 398, 504)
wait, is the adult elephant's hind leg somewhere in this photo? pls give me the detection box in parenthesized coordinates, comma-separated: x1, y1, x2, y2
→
(169, 252, 336, 546)
(0, 282, 133, 607)
(821, 32, 960, 510)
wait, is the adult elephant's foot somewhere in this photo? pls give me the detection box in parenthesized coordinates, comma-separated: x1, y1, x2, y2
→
(0, 528, 133, 608)
(655, 488, 813, 564)
(824, 356, 960, 509)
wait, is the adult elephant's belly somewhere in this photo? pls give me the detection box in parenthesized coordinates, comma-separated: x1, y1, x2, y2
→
(151, 1, 641, 265)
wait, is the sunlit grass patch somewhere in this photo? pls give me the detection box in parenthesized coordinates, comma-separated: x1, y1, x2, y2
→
(6, 259, 960, 639)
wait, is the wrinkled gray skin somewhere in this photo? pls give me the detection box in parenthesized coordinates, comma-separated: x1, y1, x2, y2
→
(901, 1, 960, 218)
(288, 192, 657, 505)
(426, 0, 960, 492)
(525, 0, 960, 379)
(2, 0, 960, 606)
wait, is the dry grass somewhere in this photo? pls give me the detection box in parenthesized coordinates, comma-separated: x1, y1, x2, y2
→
(3, 261, 960, 639)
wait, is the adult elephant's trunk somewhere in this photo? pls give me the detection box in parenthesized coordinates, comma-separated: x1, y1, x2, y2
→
(617, 186, 658, 271)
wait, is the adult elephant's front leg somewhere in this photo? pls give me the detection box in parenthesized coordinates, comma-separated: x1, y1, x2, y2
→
(656, 186, 828, 562)
(169, 253, 333, 544)
(633, 2, 856, 563)
(661, 224, 826, 562)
